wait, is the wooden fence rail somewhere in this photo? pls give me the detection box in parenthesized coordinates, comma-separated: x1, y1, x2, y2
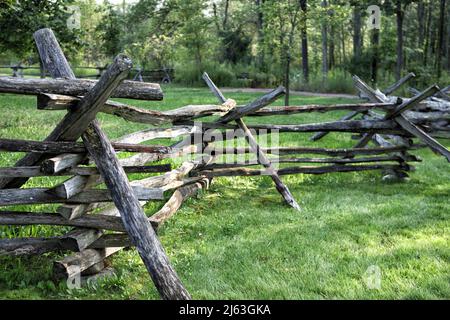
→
(0, 27, 448, 299)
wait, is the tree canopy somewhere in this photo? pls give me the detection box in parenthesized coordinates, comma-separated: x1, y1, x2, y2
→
(0, 0, 448, 92)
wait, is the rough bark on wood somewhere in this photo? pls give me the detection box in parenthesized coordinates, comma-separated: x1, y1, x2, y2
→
(38, 94, 233, 125)
(310, 111, 361, 141)
(218, 86, 286, 123)
(0, 77, 163, 101)
(385, 72, 415, 96)
(195, 164, 408, 177)
(0, 138, 173, 154)
(211, 145, 420, 157)
(0, 186, 164, 206)
(182, 119, 404, 134)
(41, 153, 87, 174)
(34, 29, 76, 79)
(32, 28, 124, 279)
(0, 237, 73, 256)
(0, 211, 158, 232)
(202, 72, 300, 211)
(0, 164, 171, 178)
(151, 179, 208, 226)
(0, 211, 120, 230)
(0, 54, 134, 189)
(82, 121, 190, 299)
(53, 248, 123, 281)
(199, 155, 416, 169)
(47, 175, 89, 199)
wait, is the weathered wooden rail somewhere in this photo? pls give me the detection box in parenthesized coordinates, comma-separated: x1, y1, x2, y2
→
(0, 29, 193, 300)
(0, 28, 448, 299)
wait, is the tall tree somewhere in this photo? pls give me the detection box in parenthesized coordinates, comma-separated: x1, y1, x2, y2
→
(255, 0, 265, 69)
(299, 0, 309, 83)
(423, 0, 432, 66)
(436, 0, 447, 77)
(282, 1, 301, 105)
(340, 24, 347, 64)
(96, 3, 125, 59)
(214, 0, 252, 64)
(329, 21, 336, 70)
(417, 0, 425, 49)
(369, 16, 380, 84)
(321, 0, 329, 79)
(264, 0, 301, 105)
(447, 2, 450, 70)
(395, 0, 405, 81)
(352, 4, 362, 60)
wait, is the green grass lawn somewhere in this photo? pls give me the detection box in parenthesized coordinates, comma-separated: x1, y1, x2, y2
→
(0, 85, 449, 299)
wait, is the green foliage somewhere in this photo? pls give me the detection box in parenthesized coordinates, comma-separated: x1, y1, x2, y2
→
(95, 3, 125, 59)
(218, 28, 252, 64)
(0, 0, 82, 61)
(295, 69, 355, 94)
(0, 0, 448, 91)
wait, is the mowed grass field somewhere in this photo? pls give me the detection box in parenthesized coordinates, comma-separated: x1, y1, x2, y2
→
(0, 85, 449, 299)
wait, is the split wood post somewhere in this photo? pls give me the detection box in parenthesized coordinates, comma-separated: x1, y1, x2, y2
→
(0, 138, 173, 154)
(0, 29, 119, 278)
(383, 72, 416, 95)
(0, 57, 128, 187)
(410, 85, 450, 102)
(33, 29, 123, 276)
(29, 28, 190, 299)
(353, 77, 450, 162)
(310, 73, 415, 141)
(0, 28, 116, 276)
(0, 164, 171, 178)
(35, 33, 142, 276)
(0, 77, 163, 100)
(82, 124, 191, 299)
(353, 84, 440, 149)
(202, 73, 300, 211)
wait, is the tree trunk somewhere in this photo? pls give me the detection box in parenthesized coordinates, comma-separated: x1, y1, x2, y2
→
(353, 5, 362, 60)
(424, 1, 432, 65)
(447, 2, 450, 70)
(223, 0, 230, 29)
(284, 49, 291, 106)
(329, 24, 335, 70)
(256, 0, 265, 69)
(370, 28, 380, 85)
(321, 0, 328, 79)
(300, 0, 309, 83)
(436, 0, 447, 77)
(396, 1, 404, 81)
(417, 1, 425, 48)
(341, 24, 346, 63)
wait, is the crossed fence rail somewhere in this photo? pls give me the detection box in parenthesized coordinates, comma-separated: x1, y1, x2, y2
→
(0, 28, 449, 299)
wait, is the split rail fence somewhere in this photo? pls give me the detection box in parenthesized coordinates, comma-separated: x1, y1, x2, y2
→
(0, 28, 449, 299)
